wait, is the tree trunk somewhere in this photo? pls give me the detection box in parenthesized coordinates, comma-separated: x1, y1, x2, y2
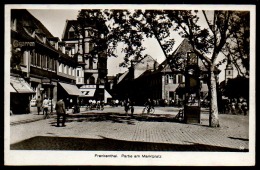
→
(209, 65, 220, 127)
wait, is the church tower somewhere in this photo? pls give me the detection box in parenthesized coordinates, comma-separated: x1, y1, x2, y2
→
(225, 55, 233, 84)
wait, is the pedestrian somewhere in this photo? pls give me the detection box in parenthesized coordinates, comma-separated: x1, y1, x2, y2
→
(35, 96, 42, 115)
(130, 99, 134, 117)
(241, 99, 248, 116)
(55, 98, 66, 127)
(42, 97, 49, 116)
(124, 98, 130, 115)
(144, 98, 154, 113)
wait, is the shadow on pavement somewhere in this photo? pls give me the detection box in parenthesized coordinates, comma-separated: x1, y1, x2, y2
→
(10, 136, 248, 152)
(62, 112, 184, 124)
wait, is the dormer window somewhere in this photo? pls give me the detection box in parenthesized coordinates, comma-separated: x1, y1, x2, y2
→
(11, 19, 17, 31)
(23, 26, 35, 38)
(43, 37, 46, 44)
(68, 27, 75, 39)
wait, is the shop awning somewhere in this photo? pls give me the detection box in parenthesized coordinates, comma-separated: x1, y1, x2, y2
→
(10, 84, 17, 93)
(10, 76, 35, 94)
(79, 89, 96, 97)
(105, 90, 112, 98)
(59, 82, 82, 96)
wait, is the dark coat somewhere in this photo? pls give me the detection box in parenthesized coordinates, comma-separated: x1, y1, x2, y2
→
(55, 100, 66, 114)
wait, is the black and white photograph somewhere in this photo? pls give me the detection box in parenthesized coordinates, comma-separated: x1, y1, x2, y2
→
(4, 4, 255, 166)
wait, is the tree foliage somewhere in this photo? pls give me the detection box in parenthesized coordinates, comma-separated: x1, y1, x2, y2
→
(76, 9, 250, 127)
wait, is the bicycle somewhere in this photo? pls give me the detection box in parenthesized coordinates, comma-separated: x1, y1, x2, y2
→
(44, 110, 54, 119)
(142, 105, 155, 114)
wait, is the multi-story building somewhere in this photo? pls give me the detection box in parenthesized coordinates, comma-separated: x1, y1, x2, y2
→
(61, 19, 109, 103)
(112, 38, 219, 106)
(10, 9, 82, 114)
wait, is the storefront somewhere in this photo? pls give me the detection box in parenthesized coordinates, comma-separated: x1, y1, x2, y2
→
(58, 82, 82, 109)
(10, 75, 35, 114)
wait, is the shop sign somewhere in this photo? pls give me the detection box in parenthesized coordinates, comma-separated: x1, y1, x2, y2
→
(13, 40, 35, 48)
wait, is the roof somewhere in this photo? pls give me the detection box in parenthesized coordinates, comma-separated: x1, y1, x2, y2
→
(11, 9, 58, 52)
(62, 19, 109, 41)
(154, 38, 220, 74)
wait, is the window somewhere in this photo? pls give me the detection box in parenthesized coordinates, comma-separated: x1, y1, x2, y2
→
(89, 58, 93, 69)
(59, 63, 63, 73)
(78, 55, 83, 62)
(68, 67, 71, 75)
(37, 53, 42, 67)
(72, 68, 75, 76)
(173, 74, 176, 84)
(89, 42, 94, 52)
(41, 55, 44, 68)
(64, 65, 67, 74)
(30, 51, 34, 65)
(68, 31, 75, 39)
(85, 42, 89, 53)
(53, 59, 56, 71)
(169, 75, 173, 84)
(77, 70, 80, 77)
(165, 75, 169, 84)
(178, 74, 183, 83)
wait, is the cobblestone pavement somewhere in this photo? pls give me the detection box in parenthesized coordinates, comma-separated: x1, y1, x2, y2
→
(9, 106, 250, 151)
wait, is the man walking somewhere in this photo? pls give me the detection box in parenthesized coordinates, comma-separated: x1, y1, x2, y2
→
(36, 96, 42, 115)
(55, 98, 66, 127)
(42, 97, 49, 116)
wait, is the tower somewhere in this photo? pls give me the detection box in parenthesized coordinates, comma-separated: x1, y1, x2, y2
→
(225, 55, 233, 84)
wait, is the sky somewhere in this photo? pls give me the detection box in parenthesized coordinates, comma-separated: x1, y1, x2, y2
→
(28, 9, 227, 82)
(28, 9, 176, 76)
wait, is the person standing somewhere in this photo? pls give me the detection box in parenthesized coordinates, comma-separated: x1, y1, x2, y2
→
(124, 98, 130, 115)
(55, 98, 66, 127)
(130, 99, 134, 117)
(36, 96, 42, 115)
(42, 97, 49, 116)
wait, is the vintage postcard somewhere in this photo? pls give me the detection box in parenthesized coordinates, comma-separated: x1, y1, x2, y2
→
(4, 4, 255, 166)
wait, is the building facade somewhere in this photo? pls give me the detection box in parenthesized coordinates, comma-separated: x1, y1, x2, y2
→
(10, 9, 82, 114)
(61, 19, 109, 103)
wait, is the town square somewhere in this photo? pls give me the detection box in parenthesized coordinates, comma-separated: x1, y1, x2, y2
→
(5, 4, 255, 166)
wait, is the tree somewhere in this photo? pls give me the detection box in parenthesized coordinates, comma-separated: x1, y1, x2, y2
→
(76, 9, 250, 127)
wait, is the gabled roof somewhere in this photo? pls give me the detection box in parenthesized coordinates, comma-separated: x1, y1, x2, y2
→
(154, 38, 220, 74)
(62, 20, 79, 41)
(62, 19, 109, 41)
(11, 9, 58, 52)
(117, 70, 129, 84)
